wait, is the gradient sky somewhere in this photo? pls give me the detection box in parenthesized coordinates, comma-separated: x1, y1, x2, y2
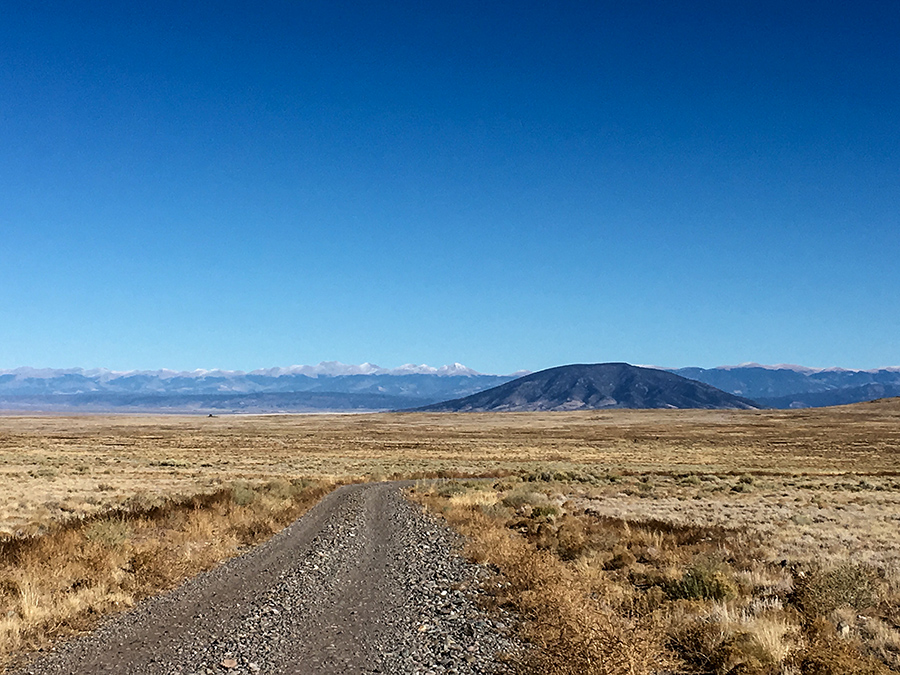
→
(2, 1, 898, 373)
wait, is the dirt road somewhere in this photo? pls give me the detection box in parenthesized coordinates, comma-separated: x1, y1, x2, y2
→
(17, 482, 520, 674)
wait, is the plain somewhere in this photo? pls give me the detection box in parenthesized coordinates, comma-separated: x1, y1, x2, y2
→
(1, 400, 899, 673)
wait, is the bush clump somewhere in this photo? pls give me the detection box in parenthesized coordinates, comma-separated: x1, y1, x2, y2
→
(794, 564, 879, 618)
(667, 559, 736, 601)
(231, 481, 258, 506)
(84, 518, 133, 548)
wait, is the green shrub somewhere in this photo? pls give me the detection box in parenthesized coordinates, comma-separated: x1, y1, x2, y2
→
(231, 481, 258, 506)
(794, 564, 879, 617)
(531, 504, 559, 519)
(667, 559, 736, 601)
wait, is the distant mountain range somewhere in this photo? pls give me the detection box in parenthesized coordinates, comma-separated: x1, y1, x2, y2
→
(0, 363, 519, 413)
(670, 364, 900, 408)
(418, 363, 760, 412)
(1, 361, 898, 413)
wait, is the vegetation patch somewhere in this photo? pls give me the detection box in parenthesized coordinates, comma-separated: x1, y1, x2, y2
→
(0, 478, 334, 671)
(412, 476, 900, 674)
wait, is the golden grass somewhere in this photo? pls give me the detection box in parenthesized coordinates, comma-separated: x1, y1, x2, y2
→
(2, 401, 899, 535)
(411, 473, 900, 674)
(1, 399, 899, 672)
(0, 478, 332, 672)
(412, 486, 675, 674)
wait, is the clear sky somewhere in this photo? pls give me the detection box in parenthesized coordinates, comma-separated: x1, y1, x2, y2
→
(2, 1, 898, 373)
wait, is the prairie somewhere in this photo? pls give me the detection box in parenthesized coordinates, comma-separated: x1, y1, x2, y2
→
(2, 402, 899, 535)
(1, 399, 899, 672)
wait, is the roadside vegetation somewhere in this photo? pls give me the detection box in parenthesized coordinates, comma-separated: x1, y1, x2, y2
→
(0, 478, 332, 671)
(411, 473, 900, 674)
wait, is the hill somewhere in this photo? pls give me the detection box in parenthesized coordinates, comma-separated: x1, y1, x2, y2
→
(416, 363, 761, 412)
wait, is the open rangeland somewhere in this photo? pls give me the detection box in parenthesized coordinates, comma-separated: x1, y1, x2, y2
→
(1, 399, 899, 673)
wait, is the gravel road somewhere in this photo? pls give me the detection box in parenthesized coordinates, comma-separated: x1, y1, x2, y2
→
(16, 482, 522, 675)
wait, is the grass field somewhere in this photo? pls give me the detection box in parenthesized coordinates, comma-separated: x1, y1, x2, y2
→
(2, 401, 899, 536)
(1, 399, 899, 672)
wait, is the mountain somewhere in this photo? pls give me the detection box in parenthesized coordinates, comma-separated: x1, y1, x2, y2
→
(0, 363, 520, 413)
(4, 362, 898, 413)
(416, 363, 761, 412)
(754, 384, 900, 409)
(671, 364, 900, 409)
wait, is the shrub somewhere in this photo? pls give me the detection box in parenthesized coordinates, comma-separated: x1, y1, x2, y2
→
(794, 564, 879, 618)
(84, 518, 133, 548)
(501, 490, 548, 509)
(231, 481, 258, 506)
(667, 559, 736, 601)
(532, 504, 559, 519)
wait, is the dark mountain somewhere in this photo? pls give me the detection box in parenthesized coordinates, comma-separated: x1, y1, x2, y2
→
(416, 363, 761, 412)
(672, 365, 900, 408)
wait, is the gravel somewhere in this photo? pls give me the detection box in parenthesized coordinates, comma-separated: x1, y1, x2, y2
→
(16, 482, 524, 675)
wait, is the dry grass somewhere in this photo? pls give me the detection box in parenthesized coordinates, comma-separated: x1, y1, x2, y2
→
(0, 478, 332, 672)
(414, 482, 675, 674)
(411, 472, 900, 674)
(2, 402, 899, 535)
(1, 399, 899, 672)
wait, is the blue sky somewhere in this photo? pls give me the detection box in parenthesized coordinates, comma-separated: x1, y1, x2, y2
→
(2, 1, 898, 373)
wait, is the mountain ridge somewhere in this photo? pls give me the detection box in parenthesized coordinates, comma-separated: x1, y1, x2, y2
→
(0, 361, 511, 380)
(2, 362, 899, 412)
(671, 365, 900, 408)
(417, 363, 761, 412)
(0, 363, 520, 413)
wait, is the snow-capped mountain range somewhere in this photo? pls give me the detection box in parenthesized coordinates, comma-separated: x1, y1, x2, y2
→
(1, 361, 487, 380)
(706, 362, 900, 374)
(0, 362, 898, 412)
(0, 362, 522, 411)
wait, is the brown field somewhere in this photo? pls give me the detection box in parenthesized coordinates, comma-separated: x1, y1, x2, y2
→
(2, 401, 899, 536)
(1, 399, 899, 673)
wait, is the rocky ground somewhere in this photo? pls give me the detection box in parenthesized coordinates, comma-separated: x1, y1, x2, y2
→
(15, 482, 523, 675)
